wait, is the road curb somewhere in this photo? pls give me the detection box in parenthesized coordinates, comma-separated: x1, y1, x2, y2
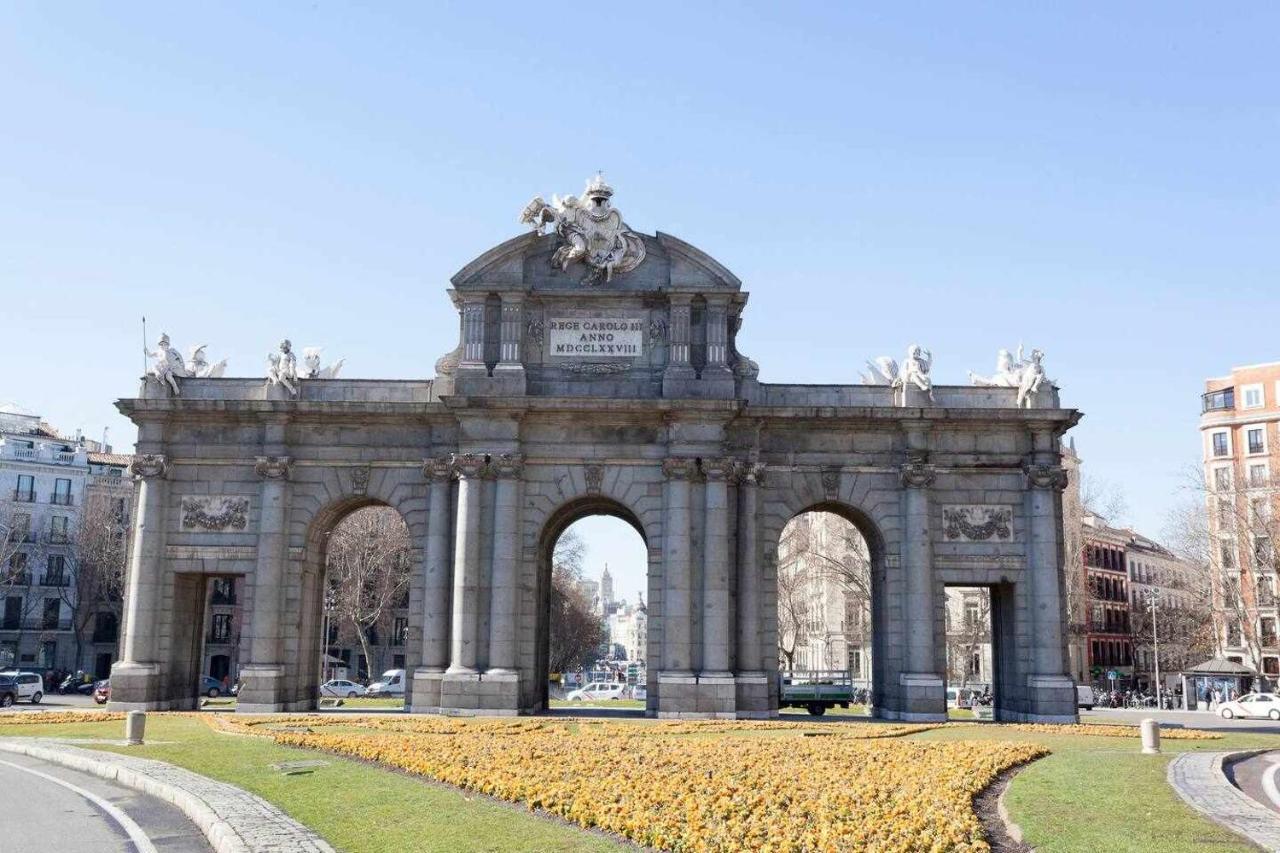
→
(0, 738, 334, 853)
(1168, 749, 1280, 851)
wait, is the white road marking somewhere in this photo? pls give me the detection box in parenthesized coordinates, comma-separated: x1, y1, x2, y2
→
(0, 758, 159, 853)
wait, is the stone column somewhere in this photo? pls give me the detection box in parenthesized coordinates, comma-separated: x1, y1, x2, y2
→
(447, 453, 486, 674)
(703, 297, 730, 371)
(412, 457, 453, 711)
(660, 458, 694, 676)
(114, 454, 168, 705)
(735, 462, 765, 675)
(487, 453, 523, 674)
(701, 458, 734, 677)
(898, 440, 945, 721)
(239, 453, 290, 712)
(1024, 427, 1076, 721)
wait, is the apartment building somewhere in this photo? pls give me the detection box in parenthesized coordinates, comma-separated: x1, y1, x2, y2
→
(1202, 362, 1280, 677)
(1080, 515, 1135, 688)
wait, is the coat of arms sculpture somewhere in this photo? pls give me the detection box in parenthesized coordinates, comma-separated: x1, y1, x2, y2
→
(520, 172, 646, 284)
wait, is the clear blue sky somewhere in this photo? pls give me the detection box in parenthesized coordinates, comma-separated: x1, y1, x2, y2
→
(3, 4, 1278, 569)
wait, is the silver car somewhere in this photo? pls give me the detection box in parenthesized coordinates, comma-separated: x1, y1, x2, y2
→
(320, 679, 366, 698)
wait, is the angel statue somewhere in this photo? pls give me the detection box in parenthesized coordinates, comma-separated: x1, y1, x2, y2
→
(968, 345, 1054, 408)
(144, 332, 190, 395)
(265, 339, 299, 395)
(302, 347, 345, 380)
(187, 345, 228, 378)
(860, 345, 934, 396)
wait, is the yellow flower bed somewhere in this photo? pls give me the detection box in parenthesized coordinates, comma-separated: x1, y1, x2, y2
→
(949, 722, 1221, 740)
(260, 717, 1043, 852)
(0, 711, 123, 726)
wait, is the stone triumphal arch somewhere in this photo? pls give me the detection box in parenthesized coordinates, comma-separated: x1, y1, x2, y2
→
(111, 175, 1080, 721)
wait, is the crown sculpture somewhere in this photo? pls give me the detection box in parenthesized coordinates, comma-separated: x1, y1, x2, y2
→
(519, 172, 646, 285)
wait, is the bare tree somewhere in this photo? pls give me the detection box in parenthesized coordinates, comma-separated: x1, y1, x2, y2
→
(945, 589, 991, 690)
(0, 506, 49, 668)
(325, 507, 412, 681)
(548, 529, 604, 674)
(61, 497, 129, 671)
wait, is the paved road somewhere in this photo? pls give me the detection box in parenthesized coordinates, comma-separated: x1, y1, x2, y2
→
(1083, 707, 1280, 734)
(1225, 750, 1280, 813)
(4, 691, 99, 711)
(0, 751, 211, 852)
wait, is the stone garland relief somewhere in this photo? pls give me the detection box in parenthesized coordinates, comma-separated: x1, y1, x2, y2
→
(179, 496, 250, 532)
(941, 505, 1014, 543)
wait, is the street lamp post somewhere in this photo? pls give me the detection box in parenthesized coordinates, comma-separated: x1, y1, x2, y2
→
(1148, 589, 1162, 710)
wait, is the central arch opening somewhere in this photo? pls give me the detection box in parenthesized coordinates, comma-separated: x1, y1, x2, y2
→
(776, 505, 881, 718)
(537, 499, 650, 716)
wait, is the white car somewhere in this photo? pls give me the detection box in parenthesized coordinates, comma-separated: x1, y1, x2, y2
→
(320, 679, 367, 698)
(567, 681, 627, 702)
(1219, 692, 1280, 720)
(0, 671, 43, 704)
(366, 669, 405, 697)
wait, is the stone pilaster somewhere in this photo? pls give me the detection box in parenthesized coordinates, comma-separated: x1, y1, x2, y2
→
(1023, 429, 1077, 722)
(238, 453, 291, 712)
(411, 456, 454, 712)
(663, 296, 694, 380)
(446, 453, 486, 676)
(660, 458, 694, 681)
(459, 296, 487, 368)
(109, 453, 168, 710)
(735, 461, 770, 716)
(486, 454, 523, 676)
(897, 441, 945, 722)
(700, 458, 734, 677)
(496, 296, 523, 367)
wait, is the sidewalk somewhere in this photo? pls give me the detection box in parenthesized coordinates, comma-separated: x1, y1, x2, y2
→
(0, 738, 334, 853)
(1168, 750, 1280, 850)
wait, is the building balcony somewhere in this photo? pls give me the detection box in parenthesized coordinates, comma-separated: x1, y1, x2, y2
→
(12, 490, 35, 502)
(50, 494, 74, 506)
(1203, 388, 1235, 413)
(0, 444, 85, 465)
(39, 573, 69, 587)
(1, 572, 32, 587)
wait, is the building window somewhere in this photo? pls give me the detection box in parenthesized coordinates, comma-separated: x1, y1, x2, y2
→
(1263, 576, 1277, 607)
(1248, 428, 1267, 455)
(1243, 384, 1266, 410)
(1221, 540, 1236, 569)
(210, 613, 233, 643)
(8, 513, 31, 542)
(43, 555, 67, 586)
(38, 641, 56, 669)
(1204, 388, 1235, 412)
(1215, 467, 1233, 492)
(393, 617, 408, 646)
(49, 516, 69, 544)
(1263, 617, 1278, 647)
(52, 478, 72, 506)
(1250, 464, 1270, 488)
(1267, 658, 1280, 676)
(42, 598, 60, 630)
(1253, 498, 1271, 524)
(2, 598, 20, 630)
(14, 474, 34, 502)
(1212, 432, 1230, 458)
(210, 578, 236, 606)
(1257, 537, 1275, 569)
(92, 612, 118, 643)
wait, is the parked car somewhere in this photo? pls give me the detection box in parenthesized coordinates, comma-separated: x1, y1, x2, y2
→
(0, 671, 43, 704)
(1076, 685, 1097, 710)
(1219, 693, 1280, 720)
(0, 675, 17, 707)
(366, 669, 405, 698)
(567, 681, 627, 702)
(200, 675, 225, 698)
(93, 679, 111, 705)
(320, 679, 367, 698)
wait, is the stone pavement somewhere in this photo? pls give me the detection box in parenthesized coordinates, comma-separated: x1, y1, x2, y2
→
(0, 738, 334, 853)
(1168, 750, 1280, 850)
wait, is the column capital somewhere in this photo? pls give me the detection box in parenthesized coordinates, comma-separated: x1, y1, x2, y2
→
(254, 455, 291, 480)
(129, 454, 167, 480)
(662, 457, 695, 480)
(450, 452, 488, 479)
(1024, 462, 1068, 491)
(702, 457, 737, 482)
(899, 451, 936, 489)
(422, 456, 454, 481)
(738, 461, 767, 485)
(492, 452, 524, 479)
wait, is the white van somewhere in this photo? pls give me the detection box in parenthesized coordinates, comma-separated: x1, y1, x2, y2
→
(366, 669, 405, 697)
(0, 671, 44, 704)
(1076, 685, 1097, 710)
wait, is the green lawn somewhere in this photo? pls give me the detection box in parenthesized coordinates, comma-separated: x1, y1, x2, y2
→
(4, 714, 1278, 852)
(919, 725, 1280, 853)
(0, 716, 620, 853)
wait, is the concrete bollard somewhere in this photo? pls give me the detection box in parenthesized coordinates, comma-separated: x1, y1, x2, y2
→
(1140, 718, 1160, 754)
(125, 710, 146, 746)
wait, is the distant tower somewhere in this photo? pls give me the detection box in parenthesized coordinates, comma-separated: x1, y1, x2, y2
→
(600, 563, 614, 612)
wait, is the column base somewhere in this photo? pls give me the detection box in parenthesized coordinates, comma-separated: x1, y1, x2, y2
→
(105, 662, 167, 710)
(409, 668, 446, 713)
(655, 672, 737, 717)
(894, 672, 947, 722)
(438, 669, 520, 715)
(236, 664, 287, 713)
(735, 672, 771, 718)
(1024, 674, 1079, 722)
